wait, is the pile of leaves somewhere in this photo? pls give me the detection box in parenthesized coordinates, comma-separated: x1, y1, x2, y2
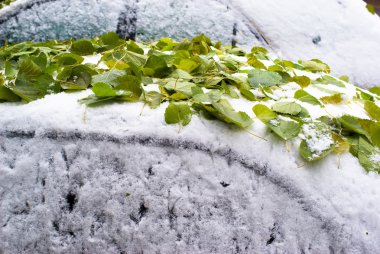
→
(0, 33, 379, 172)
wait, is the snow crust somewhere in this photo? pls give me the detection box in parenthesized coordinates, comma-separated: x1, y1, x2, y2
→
(0, 91, 379, 253)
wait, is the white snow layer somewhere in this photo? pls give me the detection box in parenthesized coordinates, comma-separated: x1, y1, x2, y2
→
(1, 0, 380, 87)
(0, 91, 379, 253)
(231, 0, 380, 88)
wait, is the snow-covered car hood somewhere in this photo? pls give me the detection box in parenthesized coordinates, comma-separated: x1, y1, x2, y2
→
(0, 91, 379, 253)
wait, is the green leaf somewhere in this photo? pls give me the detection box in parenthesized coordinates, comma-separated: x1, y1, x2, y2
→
(339, 75, 349, 82)
(316, 75, 345, 87)
(71, 40, 95, 56)
(56, 53, 84, 66)
(291, 75, 311, 88)
(369, 87, 380, 96)
(274, 59, 300, 70)
(168, 69, 193, 79)
(203, 77, 224, 88)
(270, 117, 302, 140)
(267, 65, 284, 72)
(11, 74, 55, 102)
(78, 95, 118, 106)
(249, 47, 269, 60)
(18, 58, 42, 81)
(370, 122, 380, 148)
(193, 90, 222, 104)
(320, 93, 343, 104)
(127, 40, 144, 55)
(277, 71, 291, 83)
(164, 80, 199, 97)
(272, 101, 302, 115)
(165, 102, 192, 126)
(92, 82, 117, 97)
(191, 34, 212, 55)
(208, 99, 253, 128)
(356, 88, 374, 101)
(364, 101, 380, 121)
(0, 78, 20, 102)
(250, 46, 269, 55)
(253, 104, 301, 140)
(247, 56, 266, 69)
(332, 132, 350, 155)
(366, 3, 376, 15)
(221, 58, 239, 71)
(123, 50, 147, 67)
(101, 32, 124, 47)
(347, 135, 360, 157)
(313, 83, 341, 95)
(176, 58, 201, 73)
(261, 86, 277, 100)
(300, 59, 330, 73)
(92, 69, 125, 87)
(294, 89, 321, 105)
(240, 88, 256, 101)
(221, 81, 239, 98)
(358, 137, 380, 173)
(299, 122, 334, 161)
(144, 91, 162, 109)
(114, 75, 143, 100)
(58, 65, 96, 90)
(248, 69, 282, 87)
(336, 115, 373, 140)
(143, 55, 171, 78)
(156, 37, 178, 51)
(5, 61, 18, 78)
(252, 104, 277, 123)
(7, 57, 56, 102)
(31, 54, 48, 71)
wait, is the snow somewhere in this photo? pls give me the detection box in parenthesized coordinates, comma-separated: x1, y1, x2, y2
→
(230, 0, 380, 88)
(1, 0, 380, 87)
(371, 154, 380, 164)
(0, 0, 380, 252)
(0, 90, 379, 253)
(277, 115, 299, 123)
(82, 54, 101, 65)
(301, 123, 334, 158)
(269, 119, 280, 127)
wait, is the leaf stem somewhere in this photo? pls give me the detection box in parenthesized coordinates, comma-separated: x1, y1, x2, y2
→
(139, 103, 146, 116)
(83, 106, 87, 124)
(245, 129, 268, 141)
